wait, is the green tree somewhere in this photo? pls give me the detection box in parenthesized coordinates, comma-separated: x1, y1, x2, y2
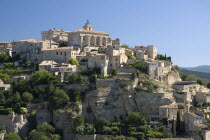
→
(15, 79, 32, 94)
(28, 130, 49, 140)
(171, 119, 176, 137)
(0, 92, 5, 104)
(176, 111, 181, 134)
(0, 52, 10, 62)
(0, 73, 12, 84)
(37, 122, 55, 133)
(32, 70, 57, 85)
(85, 123, 95, 135)
(197, 79, 206, 86)
(68, 58, 79, 65)
(96, 118, 109, 133)
(4, 132, 21, 140)
(13, 92, 21, 104)
(111, 69, 117, 76)
(75, 126, 85, 135)
(68, 73, 78, 84)
(147, 84, 154, 93)
(127, 54, 137, 60)
(22, 92, 34, 103)
(207, 82, 210, 89)
(73, 115, 84, 130)
(4, 62, 14, 68)
(121, 44, 129, 49)
(102, 126, 112, 134)
(131, 61, 147, 73)
(50, 89, 69, 109)
(69, 90, 81, 102)
(51, 134, 61, 140)
(125, 112, 146, 127)
(185, 76, 197, 81)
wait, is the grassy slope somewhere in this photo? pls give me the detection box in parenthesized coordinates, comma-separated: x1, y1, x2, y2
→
(179, 69, 210, 81)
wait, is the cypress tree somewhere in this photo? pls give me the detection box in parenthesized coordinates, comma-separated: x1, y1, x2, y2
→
(172, 119, 176, 137)
(176, 111, 181, 134)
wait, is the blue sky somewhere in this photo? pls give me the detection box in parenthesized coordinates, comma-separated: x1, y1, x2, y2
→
(0, 0, 210, 67)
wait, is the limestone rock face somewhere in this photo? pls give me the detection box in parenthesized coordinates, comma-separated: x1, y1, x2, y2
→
(134, 91, 174, 117)
(162, 66, 181, 85)
(82, 79, 175, 122)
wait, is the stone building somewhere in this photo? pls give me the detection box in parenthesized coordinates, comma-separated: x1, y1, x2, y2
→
(184, 113, 208, 133)
(159, 103, 179, 121)
(196, 92, 210, 104)
(42, 47, 77, 63)
(41, 28, 69, 43)
(68, 21, 120, 47)
(159, 103, 186, 121)
(12, 39, 53, 63)
(109, 53, 128, 70)
(87, 53, 109, 76)
(0, 41, 12, 56)
(133, 45, 158, 60)
(39, 60, 77, 73)
(173, 81, 201, 95)
(0, 79, 11, 92)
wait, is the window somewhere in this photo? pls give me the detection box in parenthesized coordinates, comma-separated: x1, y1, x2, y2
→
(60, 52, 62, 55)
(116, 63, 118, 67)
(56, 52, 58, 55)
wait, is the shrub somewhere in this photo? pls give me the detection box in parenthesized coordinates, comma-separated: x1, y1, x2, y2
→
(125, 112, 147, 127)
(102, 126, 112, 135)
(68, 58, 79, 65)
(0, 108, 12, 115)
(111, 69, 117, 76)
(4, 132, 21, 140)
(20, 107, 28, 114)
(75, 125, 85, 135)
(127, 54, 136, 60)
(50, 89, 69, 109)
(22, 92, 34, 103)
(32, 70, 57, 85)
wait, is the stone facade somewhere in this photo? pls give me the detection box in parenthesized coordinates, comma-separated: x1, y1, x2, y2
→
(41, 28, 69, 43)
(0, 79, 11, 92)
(12, 39, 52, 63)
(196, 92, 210, 104)
(68, 21, 119, 47)
(173, 81, 201, 95)
(133, 45, 158, 60)
(42, 47, 77, 63)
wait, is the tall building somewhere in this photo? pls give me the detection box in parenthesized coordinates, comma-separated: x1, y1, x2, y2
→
(68, 21, 120, 47)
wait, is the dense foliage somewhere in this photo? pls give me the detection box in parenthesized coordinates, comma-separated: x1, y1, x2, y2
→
(68, 58, 79, 65)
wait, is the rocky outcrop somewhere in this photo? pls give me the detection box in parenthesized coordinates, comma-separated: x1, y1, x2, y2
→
(82, 78, 175, 122)
(0, 112, 28, 138)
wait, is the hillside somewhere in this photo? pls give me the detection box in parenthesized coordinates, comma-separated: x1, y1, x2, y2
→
(179, 68, 210, 81)
(181, 65, 210, 73)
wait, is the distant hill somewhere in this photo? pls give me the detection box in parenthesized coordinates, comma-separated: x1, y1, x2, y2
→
(179, 69, 210, 81)
(181, 65, 210, 73)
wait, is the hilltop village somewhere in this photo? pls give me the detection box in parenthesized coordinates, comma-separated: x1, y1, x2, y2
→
(0, 21, 210, 140)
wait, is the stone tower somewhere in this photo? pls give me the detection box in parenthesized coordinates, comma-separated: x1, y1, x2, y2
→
(83, 20, 93, 30)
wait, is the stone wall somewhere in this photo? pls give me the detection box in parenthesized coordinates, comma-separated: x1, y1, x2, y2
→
(116, 66, 137, 73)
(0, 112, 28, 137)
(62, 83, 89, 92)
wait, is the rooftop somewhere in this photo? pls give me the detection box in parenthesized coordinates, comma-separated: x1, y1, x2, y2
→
(173, 81, 197, 86)
(43, 47, 76, 51)
(71, 29, 109, 35)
